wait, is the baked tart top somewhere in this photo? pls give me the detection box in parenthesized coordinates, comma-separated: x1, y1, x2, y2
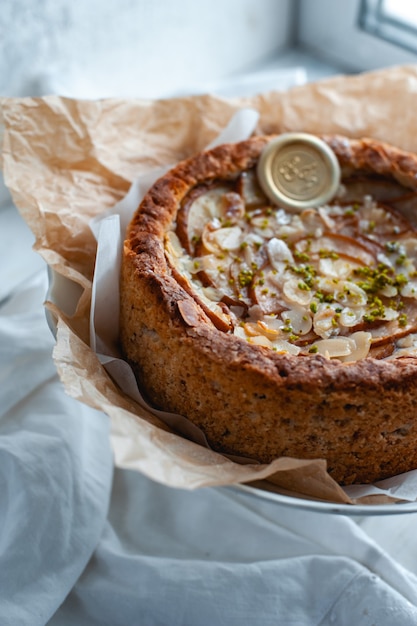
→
(125, 134, 417, 382)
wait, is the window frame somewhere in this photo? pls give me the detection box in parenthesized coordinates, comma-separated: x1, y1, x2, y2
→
(359, 0, 417, 55)
(297, 0, 417, 73)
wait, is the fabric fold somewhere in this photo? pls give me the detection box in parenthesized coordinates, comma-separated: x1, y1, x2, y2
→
(49, 468, 417, 626)
(0, 272, 114, 626)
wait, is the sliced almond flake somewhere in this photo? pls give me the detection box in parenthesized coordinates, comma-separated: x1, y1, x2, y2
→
(210, 225, 243, 251)
(243, 322, 263, 337)
(397, 333, 417, 348)
(246, 304, 264, 320)
(313, 304, 340, 339)
(381, 307, 399, 321)
(318, 206, 336, 230)
(258, 316, 283, 331)
(317, 258, 337, 278)
(229, 305, 246, 318)
(242, 235, 267, 269)
(201, 224, 222, 254)
(338, 331, 372, 362)
(251, 216, 271, 229)
(363, 195, 374, 210)
(247, 334, 272, 347)
(252, 226, 276, 239)
(177, 299, 206, 327)
(401, 238, 417, 263)
(244, 232, 265, 247)
(281, 306, 312, 335)
(233, 326, 247, 340)
(310, 337, 354, 358)
(267, 237, 294, 268)
(270, 339, 301, 355)
(202, 223, 243, 253)
(339, 306, 365, 328)
(283, 278, 314, 306)
(377, 252, 394, 267)
(202, 286, 224, 302)
(400, 281, 417, 298)
(326, 202, 345, 216)
(241, 320, 281, 340)
(275, 208, 293, 225)
(334, 281, 368, 308)
(256, 320, 280, 338)
(186, 257, 203, 274)
(300, 208, 326, 235)
(379, 284, 398, 298)
(250, 216, 276, 240)
(318, 257, 359, 280)
(276, 224, 307, 242)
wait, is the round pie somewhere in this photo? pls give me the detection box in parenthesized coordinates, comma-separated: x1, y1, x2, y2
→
(120, 134, 417, 485)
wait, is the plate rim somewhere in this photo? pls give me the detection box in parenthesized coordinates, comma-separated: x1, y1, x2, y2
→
(232, 483, 417, 516)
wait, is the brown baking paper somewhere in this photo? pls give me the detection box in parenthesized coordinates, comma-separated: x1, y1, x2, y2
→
(3, 64, 417, 507)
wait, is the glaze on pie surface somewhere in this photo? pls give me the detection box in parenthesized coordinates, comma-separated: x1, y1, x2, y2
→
(120, 135, 417, 484)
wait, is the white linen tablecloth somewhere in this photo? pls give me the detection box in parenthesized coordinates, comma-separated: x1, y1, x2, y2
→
(2, 248, 417, 626)
(3, 63, 417, 624)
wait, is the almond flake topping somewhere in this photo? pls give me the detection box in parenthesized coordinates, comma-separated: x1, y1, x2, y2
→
(167, 171, 417, 362)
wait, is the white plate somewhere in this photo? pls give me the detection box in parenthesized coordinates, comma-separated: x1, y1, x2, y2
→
(232, 484, 417, 517)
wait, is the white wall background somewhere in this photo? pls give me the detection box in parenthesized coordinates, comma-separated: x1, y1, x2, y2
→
(0, 0, 295, 98)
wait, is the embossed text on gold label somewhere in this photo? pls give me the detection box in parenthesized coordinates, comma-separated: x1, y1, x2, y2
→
(270, 144, 329, 201)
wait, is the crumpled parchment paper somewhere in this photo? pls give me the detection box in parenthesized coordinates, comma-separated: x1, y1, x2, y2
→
(4, 65, 417, 506)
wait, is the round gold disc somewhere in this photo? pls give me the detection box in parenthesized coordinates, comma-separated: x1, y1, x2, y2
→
(257, 133, 341, 212)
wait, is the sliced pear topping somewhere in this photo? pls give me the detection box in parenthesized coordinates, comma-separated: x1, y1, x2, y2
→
(221, 191, 246, 222)
(176, 184, 232, 254)
(195, 253, 234, 295)
(166, 175, 417, 362)
(208, 225, 243, 252)
(236, 170, 268, 207)
(250, 265, 286, 315)
(306, 233, 376, 266)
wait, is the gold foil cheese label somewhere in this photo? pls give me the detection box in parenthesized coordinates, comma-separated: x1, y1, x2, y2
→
(257, 133, 341, 211)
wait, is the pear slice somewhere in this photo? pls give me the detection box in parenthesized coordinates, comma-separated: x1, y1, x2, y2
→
(369, 341, 395, 359)
(249, 264, 287, 315)
(169, 263, 232, 332)
(343, 177, 414, 204)
(236, 169, 268, 208)
(297, 233, 377, 266)
(366, 300, 417, 346)
(390, 193, 417, 229)
(176, 183, 232, 254)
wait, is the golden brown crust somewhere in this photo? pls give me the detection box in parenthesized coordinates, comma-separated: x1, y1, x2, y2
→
(324, 135, 417, 188)
(121, 134, 417, 485)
